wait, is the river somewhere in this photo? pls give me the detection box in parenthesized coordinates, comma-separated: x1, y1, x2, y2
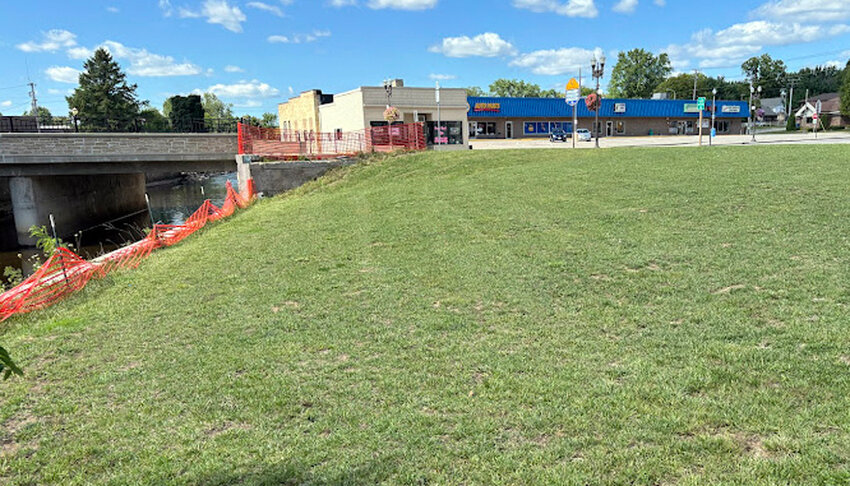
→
(0, 172, 237, 285)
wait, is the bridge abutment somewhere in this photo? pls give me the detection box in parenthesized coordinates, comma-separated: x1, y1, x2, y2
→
(10, 174, 146, 246)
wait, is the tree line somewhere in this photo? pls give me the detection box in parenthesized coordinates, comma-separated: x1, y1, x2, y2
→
(465, 49, 850, 116)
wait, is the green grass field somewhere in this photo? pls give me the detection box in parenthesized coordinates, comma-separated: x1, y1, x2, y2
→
(2, 145, 850, 485)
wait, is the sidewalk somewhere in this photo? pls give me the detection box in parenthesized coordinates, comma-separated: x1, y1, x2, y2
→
(470, 131, 850, 150)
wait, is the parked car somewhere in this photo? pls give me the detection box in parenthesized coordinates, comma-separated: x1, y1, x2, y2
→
(575, 128, 592, 141)
(549, 127, 569, 142)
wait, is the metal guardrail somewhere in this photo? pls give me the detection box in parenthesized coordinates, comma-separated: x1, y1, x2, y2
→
(0, 116, 240, 134)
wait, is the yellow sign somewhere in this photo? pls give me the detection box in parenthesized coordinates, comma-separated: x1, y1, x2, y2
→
(473, 102, 501, 112)
(566, 78, 580, 90)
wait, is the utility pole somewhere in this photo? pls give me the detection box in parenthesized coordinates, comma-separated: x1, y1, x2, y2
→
(693, 70, 699, 100)
(787, 77, 797, 118)
(28, 82, 40, 132)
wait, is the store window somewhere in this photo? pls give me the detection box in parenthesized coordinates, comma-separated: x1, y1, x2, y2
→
(426, 121, 463, 145)
(616, 121, 625, 135)
(714, 121, 729, 133)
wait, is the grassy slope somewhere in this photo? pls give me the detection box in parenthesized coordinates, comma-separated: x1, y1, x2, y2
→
(2, 146, 850, 485)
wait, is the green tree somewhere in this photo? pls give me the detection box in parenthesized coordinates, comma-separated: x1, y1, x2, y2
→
(23, 106, 53, 124)
(202, 93, 234, 120)
(786, 112, 797, 131)
(489, 79, 544, 97)
(66, 48, 141, 131)
(841, 60, 850, 116)
(167, 95, 204, 132)
(260, 112, 278, 128)
(464, 86, 486, 97)
(539, 88, 562, 98)
(608, 49, 672, 98)
(139, 107, 170, 132)
(741, 54, 787, 98)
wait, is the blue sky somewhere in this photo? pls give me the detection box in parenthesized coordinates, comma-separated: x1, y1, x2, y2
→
(1, 0, 849, 117)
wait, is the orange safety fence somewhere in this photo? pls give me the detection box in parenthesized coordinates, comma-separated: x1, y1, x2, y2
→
(238, 122, 427, 160)
(0, 180, 255, 323)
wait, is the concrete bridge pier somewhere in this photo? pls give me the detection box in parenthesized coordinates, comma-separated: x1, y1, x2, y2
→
(9, 173, 146, 247)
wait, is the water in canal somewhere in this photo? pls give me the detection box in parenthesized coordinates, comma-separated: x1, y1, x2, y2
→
(0, 172, 237, 285)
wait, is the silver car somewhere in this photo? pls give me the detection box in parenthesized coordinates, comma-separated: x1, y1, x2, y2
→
(575, 128, 592, 141)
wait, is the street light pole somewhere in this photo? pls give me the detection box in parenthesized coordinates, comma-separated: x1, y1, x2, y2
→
(710, 88, 717, 147)
(591, 55, 606, 149)
(749, 82, 754, 142)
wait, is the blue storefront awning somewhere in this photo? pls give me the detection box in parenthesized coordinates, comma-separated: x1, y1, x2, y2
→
(467, 96, 749, 119)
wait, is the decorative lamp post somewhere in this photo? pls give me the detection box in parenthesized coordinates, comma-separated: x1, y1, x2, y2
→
(591, 55, 606, 149)
(383, 79, 397, 149)
(70, 107, 79, 133)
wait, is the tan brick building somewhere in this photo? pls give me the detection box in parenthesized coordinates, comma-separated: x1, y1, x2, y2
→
(277, 80, 470, 150)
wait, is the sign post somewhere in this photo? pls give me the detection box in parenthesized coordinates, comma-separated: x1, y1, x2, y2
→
(566, 76, 581, 148)
(697, 97, 706, 146)
(814, 99, 822, 139)
(435, 81, 441, 147)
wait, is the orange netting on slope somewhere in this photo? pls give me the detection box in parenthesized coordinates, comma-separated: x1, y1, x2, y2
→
(0, 180, 255, 323)
(238, 122, 427, 160)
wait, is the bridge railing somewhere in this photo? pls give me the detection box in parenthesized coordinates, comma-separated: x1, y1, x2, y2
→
(0, 116, 240, 134)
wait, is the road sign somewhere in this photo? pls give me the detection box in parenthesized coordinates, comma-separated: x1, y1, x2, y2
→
(697, 97, 706, 110)
(566, 78, 580, 107)
(813, 113, 819, 120)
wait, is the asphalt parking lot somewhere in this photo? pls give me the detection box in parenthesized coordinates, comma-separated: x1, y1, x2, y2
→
(470, 131, 850, 150)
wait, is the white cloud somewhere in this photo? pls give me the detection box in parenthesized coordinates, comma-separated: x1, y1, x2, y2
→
(1, 100, 12, 108)
(654, 0, 665, 5)
(107, 6, 119, 13)
(247, 1, 283, 16)
(667, 20, 850, 69)
(613, 0, 638, 14)
(159, 0, 174, 16)
(224, 65, 245, 72)
(98, 41, 203, 76)
(205, 79, 280, 98)
(67, 47, 95, 59)
(45, 66, 81, 84)
(368, 0, 437, 9)
(17, 30, 77, 53)
(429, 73, 456, 80)
(510, 47, 603, 75)
(179, 0, 247, 33)
(429, 33, 517, 58)
(512, 0, 598, 18)
(329, 0, 436, 8)
(753, 0, 850, 23)
(268, 30, 331, 43)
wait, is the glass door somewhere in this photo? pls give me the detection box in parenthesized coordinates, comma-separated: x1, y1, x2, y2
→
(505, 121, 513, 139)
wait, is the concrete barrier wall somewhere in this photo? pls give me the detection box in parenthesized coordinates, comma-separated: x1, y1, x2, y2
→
(236, 155, 355, 197)
(0, 133, 237, 156)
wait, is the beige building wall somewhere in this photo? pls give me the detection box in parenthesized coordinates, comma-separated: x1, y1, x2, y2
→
(278, 90, 322, 134)
(319, 89, 367, 133)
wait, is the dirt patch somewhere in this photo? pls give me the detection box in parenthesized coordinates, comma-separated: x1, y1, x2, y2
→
(712, 284, 746, 295)
(204, 421, 252, 438)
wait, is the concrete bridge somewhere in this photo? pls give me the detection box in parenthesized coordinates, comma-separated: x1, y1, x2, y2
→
(0, 133, 237, 246)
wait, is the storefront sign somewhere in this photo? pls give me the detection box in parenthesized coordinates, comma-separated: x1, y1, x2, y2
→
(614, 103, 626, 113)
(721, 105, 741, 114)
(473, 103, 501, 112)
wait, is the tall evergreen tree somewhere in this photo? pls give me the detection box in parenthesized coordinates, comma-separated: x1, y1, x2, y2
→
(841, 60, 850, 117)
(66, 48, 141, 131)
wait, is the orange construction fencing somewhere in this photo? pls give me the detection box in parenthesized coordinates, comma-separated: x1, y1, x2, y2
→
(0, 180, 254, 323)
(238, 122, 427, 160)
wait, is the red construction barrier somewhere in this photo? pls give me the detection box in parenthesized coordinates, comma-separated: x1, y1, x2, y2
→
(0, 181, 254, 322)
(238, 122, 427, 160)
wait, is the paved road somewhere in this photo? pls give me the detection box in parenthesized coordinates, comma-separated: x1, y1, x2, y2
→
(470, 131, 850, 150)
